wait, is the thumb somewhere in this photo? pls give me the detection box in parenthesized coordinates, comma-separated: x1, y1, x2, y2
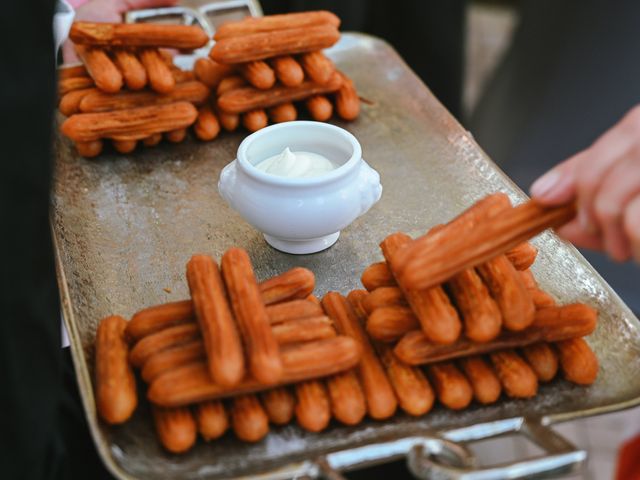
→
(529, 153, 581, 206)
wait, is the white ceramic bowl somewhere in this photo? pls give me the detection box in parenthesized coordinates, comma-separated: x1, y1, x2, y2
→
(218, 121, 382, 254)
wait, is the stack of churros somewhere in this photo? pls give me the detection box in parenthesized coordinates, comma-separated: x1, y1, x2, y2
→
(58, 22, 215, 157)
(93, 194, 599, 453)
(358, 193, 598, 409)
(58, 12, 360, 157)
(94, 248, 364, 452)
(196, 10, 359, 133)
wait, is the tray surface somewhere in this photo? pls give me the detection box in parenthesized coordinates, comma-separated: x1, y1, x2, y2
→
(52, 33, 640, 479)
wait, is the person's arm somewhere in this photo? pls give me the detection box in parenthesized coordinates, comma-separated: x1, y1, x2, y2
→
(531, 105, 640, 262)
(0, 0, 61, 478)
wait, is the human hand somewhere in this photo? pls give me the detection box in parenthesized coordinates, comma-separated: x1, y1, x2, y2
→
(530, 105, 640, 262)
(63, 0, 178, 63)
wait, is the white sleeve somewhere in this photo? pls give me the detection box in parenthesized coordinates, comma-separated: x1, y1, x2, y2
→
(54, 0, 75, 348)
(53, 0, 75, 55)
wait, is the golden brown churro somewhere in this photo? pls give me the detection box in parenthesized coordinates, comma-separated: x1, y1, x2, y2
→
(186, 254, 245, 388)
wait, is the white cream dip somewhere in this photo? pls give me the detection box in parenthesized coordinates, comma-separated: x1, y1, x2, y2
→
(254, 147, 337, 178)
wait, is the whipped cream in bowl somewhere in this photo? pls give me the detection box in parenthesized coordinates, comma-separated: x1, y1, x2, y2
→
(218, 121, 382, 254)
(254, 147, 337, 178)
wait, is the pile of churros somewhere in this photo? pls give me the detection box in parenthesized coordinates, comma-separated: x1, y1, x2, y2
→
(96, 248, 366, 452)
(57, 11, 360, 158)
(58, 22, 213, 156)
(358, 192, 598, 408)
(197, 10, 359, 132)
(93, 194, 599, 453)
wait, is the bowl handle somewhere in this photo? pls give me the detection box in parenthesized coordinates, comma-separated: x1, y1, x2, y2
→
(356, 160, 383, 216)
(218, 160, 238, 208)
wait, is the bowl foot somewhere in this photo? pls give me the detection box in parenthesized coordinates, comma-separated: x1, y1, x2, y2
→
(263, 232, 340, 255)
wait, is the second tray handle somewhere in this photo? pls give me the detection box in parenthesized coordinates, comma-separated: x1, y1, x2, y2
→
(408, 418, 586, 480)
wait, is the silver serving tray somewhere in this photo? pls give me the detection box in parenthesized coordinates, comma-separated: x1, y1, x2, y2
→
(52, 31, 640, 480)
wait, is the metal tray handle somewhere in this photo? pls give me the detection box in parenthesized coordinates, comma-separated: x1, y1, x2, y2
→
(313, 435, 475, 480)
(124, 0, 262, 32)
(408, 418, 586, 480)
(123, 1, 262, 69)
(310, 418, 585, 480)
